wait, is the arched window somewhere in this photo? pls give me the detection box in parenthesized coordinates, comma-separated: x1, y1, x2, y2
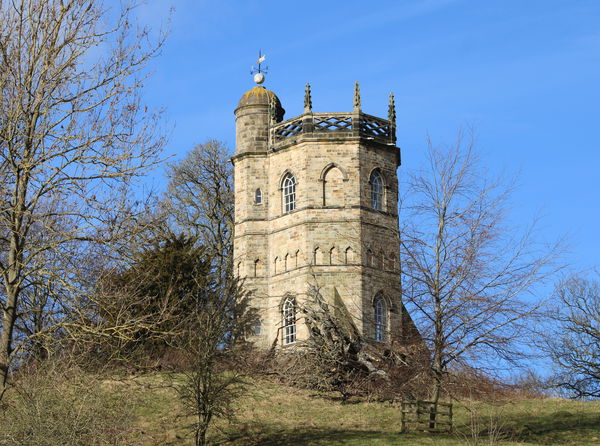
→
(322, 165, 345, 207)
(377, 250, 384, 269)
(295, 250, 300, 268)
(313, 247, 320, 265)
(254, 259, 260, 277)
(345, 247, 353, 264)
(284, 253, 289, 271)
(367, 249, 374, 267)
(274, 256, 279, 275)
(282, 297, 296, 345)
(370, 170, 384, 210)
(253, 319, 262, 336)
(282, 173, 296, 213)
(374, 296, 387, 342)
(329, 247, 336, 265)
(255, 188, 263, 205)
(389, 254, 397, 271)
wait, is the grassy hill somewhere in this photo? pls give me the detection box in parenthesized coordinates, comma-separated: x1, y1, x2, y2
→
(118, 375, 600, 446)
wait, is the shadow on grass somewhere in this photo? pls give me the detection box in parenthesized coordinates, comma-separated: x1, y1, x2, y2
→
(508, 410, 600, 444)
(306, 393, 364, 404)
(220, 425, 416, 446)
(454, 408, 600, 445)
(220, 409, 600, 446)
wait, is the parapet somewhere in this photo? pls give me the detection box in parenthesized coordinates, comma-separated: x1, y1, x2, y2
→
(270, 111, 396, 149)
(268, 82, 397, 151)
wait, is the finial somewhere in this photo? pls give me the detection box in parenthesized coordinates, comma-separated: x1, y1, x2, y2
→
(251, 50, 268, 84)
(304, 83, 312, 113)
(353, 81, 361, 112)
(388, 92, 396, 124)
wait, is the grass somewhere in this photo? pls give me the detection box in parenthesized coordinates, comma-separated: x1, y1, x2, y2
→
(111, 374, 600, 445)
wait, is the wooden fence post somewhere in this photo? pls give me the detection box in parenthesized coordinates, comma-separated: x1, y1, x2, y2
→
(400, 401, 406, 433)
(399, 399, 453, 434)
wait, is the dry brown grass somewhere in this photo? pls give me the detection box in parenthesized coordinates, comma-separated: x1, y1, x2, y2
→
(115, 374, 600, 445)
(5, 368, 598, 446)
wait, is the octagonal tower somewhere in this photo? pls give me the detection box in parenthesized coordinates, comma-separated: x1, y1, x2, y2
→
(233, 80, 416, 348)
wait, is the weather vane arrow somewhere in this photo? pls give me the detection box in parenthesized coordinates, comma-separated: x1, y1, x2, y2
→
(251, 50, 268, 84)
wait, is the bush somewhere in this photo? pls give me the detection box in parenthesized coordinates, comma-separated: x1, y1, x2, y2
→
(0, 363, 135, 446)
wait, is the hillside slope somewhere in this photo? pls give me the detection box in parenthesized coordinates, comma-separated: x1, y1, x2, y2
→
(120, 375, 600, 446)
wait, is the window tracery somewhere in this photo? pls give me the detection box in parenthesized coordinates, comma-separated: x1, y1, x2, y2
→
(374, 296, 387, 342)
(370, 170, 384, 210)
(255, 188, 263, 205)
(282, 173, 296, 213)
(282, 297, 296, 345)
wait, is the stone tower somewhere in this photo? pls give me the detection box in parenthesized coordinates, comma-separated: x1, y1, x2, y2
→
(233, 79, 413, 348)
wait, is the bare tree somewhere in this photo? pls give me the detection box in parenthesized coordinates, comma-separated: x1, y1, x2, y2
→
(176, 274, 253, 446)
(163, 140, 234, 274)
(546, 272, 600, 399)
(400, 131, 563, 409)
(0, 0, 166, 398)
(163, 140, 256, 444)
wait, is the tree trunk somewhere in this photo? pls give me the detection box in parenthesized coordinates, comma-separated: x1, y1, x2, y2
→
(0, 167, 27, 401)
(1, 200, 25, 400)
(196, 414, 210, 446)
(0, 286, 18, 400)
(429, 201, 445, 430)
(429, 364, 442, 430)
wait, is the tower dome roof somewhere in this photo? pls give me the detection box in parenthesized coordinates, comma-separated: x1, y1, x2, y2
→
(237, 86, 285, 121)
(237, 86, 281, 107)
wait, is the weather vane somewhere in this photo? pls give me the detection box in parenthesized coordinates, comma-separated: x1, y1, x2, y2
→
(250, 50, 268, 84)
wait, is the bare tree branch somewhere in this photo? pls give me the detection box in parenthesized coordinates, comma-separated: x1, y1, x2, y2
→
(400, 129, 565, 409)
(0, 0, 167, 398)
(544, 272, 600, 399)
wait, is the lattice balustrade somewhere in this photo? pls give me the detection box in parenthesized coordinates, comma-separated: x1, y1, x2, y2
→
(313, 115, 353, 131)
(270, 112, 395, 147)
(359, 115, 391, 138)
(272, 117, 303, 139)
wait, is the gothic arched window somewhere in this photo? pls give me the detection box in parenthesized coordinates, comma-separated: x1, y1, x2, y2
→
(344, 247, 353, 264)
(370, 170, 384, 210)
(322, 165, 345, 207)
(255, 188, 263, 205)
(282, 297, 296, 345)
(282, 173, 296, 213)
(253, 259, 260, 277)
(374, 296, 387, 342)
(389, 254, 397, 272)
(313, 247, 321, 265)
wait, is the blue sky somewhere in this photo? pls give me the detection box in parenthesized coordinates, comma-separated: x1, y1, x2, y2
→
(132, 0, 599, 277)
